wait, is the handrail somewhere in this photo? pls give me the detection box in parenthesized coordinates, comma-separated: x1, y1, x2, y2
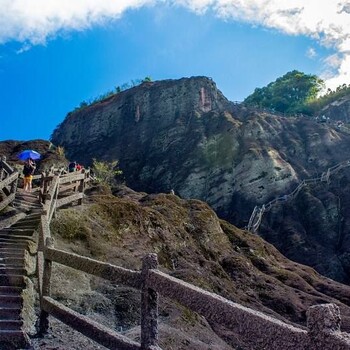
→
(0, 156, 19, 211)
(39, 248, 350, 350)
(0, 171, 18, 191)
(246, 159, 350, 233)
(44, 247, 142, 289)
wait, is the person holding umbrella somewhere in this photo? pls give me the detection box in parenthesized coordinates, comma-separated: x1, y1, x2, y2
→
(18, 150, 40, 192)
(23, 158, 36, 191)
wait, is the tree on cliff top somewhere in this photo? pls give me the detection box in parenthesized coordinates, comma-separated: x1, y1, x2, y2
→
(243, 70, 324, 115)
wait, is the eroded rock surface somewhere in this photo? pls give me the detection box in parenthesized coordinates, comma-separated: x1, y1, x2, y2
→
(51, 77, 350, 282)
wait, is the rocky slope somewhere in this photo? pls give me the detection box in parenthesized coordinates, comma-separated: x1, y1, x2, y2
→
(32, 185, 350, 349)
(320, 95, 350, 123)
(51, 76, 350, 283)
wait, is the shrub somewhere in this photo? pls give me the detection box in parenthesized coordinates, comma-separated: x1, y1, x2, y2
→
(92, 159, 123, 186)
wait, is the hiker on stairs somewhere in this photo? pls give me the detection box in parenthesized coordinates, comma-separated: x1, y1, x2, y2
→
(23, 158, 36, 192)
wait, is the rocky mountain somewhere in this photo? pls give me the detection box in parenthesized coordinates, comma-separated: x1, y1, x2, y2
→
(51, 76, 350, 284)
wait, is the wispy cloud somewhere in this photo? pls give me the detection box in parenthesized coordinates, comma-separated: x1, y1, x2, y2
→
(306, 47, 317, 59)
(1, 0, 350, 88)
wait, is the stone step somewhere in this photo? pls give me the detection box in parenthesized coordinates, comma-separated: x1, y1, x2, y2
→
(0, 261, 25, 269)
(12, 202, 42, 209)
(0, 307, 21, 320)
(11, 221, 40, 229)
(0, 295, 22, 307)
(0, 241, 31, 249)
(0, 234, 35, 241)
(0, 267, 26, 276)
(0, 258, 25, 266)
(0, 228, 35, 236)
(12, 216, 41, 223)
(0, 241, 30, 248)
(0, 212, 27, 232)
(0, 329, 30, 348)
(15, 192, 39, 199)
(0, 275, 25, 287)
(0, 286, 23, 294)
(25, 213, 42, 219)
(0, 261, 25, 268)
(14, 199, 40, 206)
(13, 195, 40, 202)
(0, 320, 23, 330)
(0, 231, 34, 241)
(16, 190, 39, 198)
(23, 208, 43, 214)
(0, 249, 25, 257)
(0, 227, 37, 234)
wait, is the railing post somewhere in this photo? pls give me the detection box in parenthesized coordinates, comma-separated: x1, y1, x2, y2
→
(0, 156, 6, 181)
(10, 170, 18, 194)
(41, 171, 50, 203)
(39, 237, 54, 334)
(78, 169, 85, 205)
(306, 303, 341, 349)
(39, 173, 45, 203)
(141, 253, 160, 350)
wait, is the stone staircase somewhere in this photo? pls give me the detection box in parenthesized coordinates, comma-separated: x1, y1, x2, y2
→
(0, 189, 42, 348)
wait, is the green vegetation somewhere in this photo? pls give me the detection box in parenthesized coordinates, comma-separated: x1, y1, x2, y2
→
(244, 70, 350, 117)
(51, 210, 89, 240)
(56, 146, 65, 157)
(92, 159, 123, 186)
(244, 70, 324, 115)
(306, 83, 350, 114)
(70, 76, 153, 114)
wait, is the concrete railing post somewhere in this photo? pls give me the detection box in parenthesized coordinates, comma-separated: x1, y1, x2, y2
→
(39, 237, 54, 334)
(78, 169, 85, 205)
(306, 303, 341, 349)
(10, 171, 18, 194)
(0, 156, 4, 181)
(141, 254, 160, 350)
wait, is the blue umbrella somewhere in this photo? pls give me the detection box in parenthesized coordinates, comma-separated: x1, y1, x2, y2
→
(18, 149, 41, 161)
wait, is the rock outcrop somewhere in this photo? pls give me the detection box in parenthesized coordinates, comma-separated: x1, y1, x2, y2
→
(51, 77, 350, 283)
(320, 95, 350, 123)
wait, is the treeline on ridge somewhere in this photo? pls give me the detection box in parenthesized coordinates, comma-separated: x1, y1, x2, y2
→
(243, 70, 350, 116)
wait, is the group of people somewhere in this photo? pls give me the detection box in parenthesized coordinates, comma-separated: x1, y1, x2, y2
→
(22, 159, 84, 192)
(68, 161, 83, 172)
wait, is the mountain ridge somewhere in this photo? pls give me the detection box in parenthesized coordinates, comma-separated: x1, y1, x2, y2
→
(49, 76, 350, 283)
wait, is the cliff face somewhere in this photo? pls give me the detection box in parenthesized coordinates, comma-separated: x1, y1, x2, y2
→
(52, 77, 350, 283)
(320, 95, 350, 123)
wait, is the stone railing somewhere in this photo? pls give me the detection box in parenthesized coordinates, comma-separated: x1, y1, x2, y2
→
(0, 156, 19, 211)
(36, 168, 92, 329)
(36, 245, 350, 350)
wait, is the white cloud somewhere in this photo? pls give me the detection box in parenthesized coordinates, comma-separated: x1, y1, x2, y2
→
(306, 47, 317, 59)
(0, 0, 155, 44)
(1, 0, 350, 88)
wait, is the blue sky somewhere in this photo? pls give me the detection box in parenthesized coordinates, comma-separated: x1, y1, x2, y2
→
(0, 1, 347, 141)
